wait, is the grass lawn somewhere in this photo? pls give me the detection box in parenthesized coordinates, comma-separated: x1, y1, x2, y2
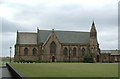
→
(10, 63, 118, 77)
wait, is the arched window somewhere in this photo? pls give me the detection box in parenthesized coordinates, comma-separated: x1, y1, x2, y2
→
(73, 47, 77, 56)
(50, 41, 56, 54)
(63, 47, 68, 56)
(33, 48, 37, 55)
(24, 48, 28, 55)
(82, 48, 85, 56)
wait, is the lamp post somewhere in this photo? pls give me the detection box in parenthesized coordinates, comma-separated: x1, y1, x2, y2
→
(10, 46, 12, 63)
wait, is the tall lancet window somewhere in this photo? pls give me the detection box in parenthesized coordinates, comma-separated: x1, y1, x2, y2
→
(50, 41, 56, 54)
(82, 48, 85, 56)
(24, 48, 28, 55)
(33, 48, 37, 55)
(64, 47, 68, 56)
(73, 47, 77, 56)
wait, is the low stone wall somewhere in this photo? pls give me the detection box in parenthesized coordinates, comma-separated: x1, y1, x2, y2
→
(6, 63, 24, 79)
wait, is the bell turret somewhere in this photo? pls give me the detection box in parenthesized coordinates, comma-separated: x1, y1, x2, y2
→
(89, 21, 99, 62)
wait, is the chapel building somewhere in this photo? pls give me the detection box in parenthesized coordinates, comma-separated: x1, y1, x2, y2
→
(14, 21, 100, 62)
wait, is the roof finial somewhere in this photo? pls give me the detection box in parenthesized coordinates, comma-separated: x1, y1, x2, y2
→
(37, 27, 39, 30)
(37, 27, 39, 33)
(52, 29, 54, 32)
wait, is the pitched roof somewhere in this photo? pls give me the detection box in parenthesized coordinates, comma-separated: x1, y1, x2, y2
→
(39, 30, 90, 44)
(101, 50, 120, 55)
(18, 32, 37, 44)
(110, 50, 120, 55)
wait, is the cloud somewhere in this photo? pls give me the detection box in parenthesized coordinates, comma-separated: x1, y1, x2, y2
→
(2, 18, 19, 32)
(0, 0, 118, 26)
(0, 0, 119, 57)
(2, 18, 37, 33)
(2, 32, 15, 56)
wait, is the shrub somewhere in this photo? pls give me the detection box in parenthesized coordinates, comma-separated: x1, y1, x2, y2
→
(83, 53, 93, 63)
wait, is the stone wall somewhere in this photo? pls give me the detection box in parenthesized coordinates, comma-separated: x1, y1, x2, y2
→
(14, 31, 99, 62)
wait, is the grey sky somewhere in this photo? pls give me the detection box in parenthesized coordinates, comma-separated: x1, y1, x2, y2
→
(0, 0, 119, 57)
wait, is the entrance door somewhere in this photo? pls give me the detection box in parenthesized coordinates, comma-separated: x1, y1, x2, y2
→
(97, 55, 99, 62)
(52, 56, 55, 62)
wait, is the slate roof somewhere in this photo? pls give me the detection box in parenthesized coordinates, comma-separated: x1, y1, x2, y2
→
(101, 50, 120, 55)
(110, 50, 120, 55)
(39, 30, 90, 44)
(18, 32, 37, 44)
(18, 30, 90, 44)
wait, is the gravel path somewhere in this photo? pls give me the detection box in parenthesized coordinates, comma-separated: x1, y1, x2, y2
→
(1, 66, 13, 79)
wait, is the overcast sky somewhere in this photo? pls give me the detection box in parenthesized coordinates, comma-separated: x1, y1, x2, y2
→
(0, 0, 119, 57)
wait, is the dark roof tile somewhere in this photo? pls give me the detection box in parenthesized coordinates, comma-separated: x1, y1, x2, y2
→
(39, 30, 90, 44)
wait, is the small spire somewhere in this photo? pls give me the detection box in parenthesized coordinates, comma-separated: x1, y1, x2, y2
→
(90, 21, 96, 32)
(16, 30, 19, 44)
(92, 21, 95, 26)
(37, 27, 39, 30)
(37, 27, 39, 33)
(52, 29, 54, 32)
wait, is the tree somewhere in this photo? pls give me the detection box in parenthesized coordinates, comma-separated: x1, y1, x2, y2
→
(83, 52, 93, 63)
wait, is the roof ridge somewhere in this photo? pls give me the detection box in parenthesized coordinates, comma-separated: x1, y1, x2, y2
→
(19, 32, 36, 34)
(39, 30, 90, 33)
(39, 29, 90, 44)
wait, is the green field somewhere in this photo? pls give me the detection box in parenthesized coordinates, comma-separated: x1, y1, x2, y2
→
(11, 63, 118, 77)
